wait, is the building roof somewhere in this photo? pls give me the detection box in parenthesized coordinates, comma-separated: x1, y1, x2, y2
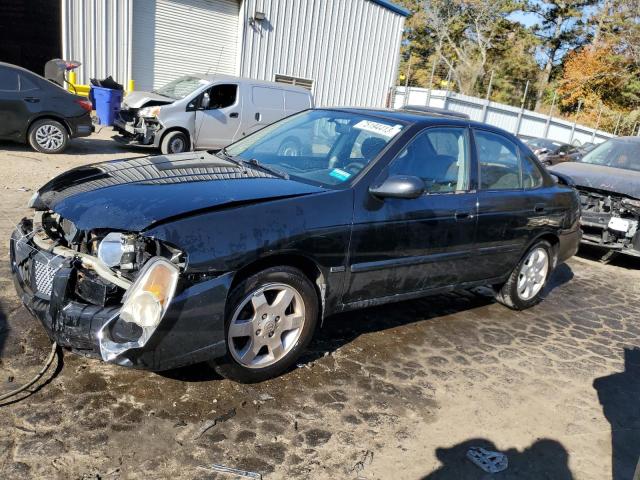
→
(370, 0, 411, 17)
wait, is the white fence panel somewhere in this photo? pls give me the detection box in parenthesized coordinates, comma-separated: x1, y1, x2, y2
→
(394, 87, 617, 145)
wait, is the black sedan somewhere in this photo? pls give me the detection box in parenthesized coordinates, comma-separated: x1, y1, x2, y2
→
(0, 62, 93, 153)
(11, 108, 581, 382)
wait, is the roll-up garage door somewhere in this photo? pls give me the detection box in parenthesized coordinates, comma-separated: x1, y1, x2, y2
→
(132, 0, 240, 91)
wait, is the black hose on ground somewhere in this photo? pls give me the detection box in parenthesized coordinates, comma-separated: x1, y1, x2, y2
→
(0, 342, 59, 403)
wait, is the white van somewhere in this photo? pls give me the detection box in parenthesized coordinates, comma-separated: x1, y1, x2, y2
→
(113, 74, 314, 154)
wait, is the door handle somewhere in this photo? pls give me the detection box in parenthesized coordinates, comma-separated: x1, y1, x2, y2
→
(229, 112, 239, 118)
(255, 112, 261, 121)
(455, 211, 474, 221)
(24, 97, 40, 103)
(534, 203, 546, 213)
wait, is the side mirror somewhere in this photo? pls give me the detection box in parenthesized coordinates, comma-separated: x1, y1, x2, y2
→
(369, 175, 425, 199)
(201, 92, 210, 110)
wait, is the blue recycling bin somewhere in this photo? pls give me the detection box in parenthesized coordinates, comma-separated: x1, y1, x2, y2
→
(91, 86, 123, 126)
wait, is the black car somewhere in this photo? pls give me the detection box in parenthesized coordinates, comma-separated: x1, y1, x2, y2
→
(11, 108, 581, 382)
(550, 137, 640, 260)
(0, 62, 93, 153)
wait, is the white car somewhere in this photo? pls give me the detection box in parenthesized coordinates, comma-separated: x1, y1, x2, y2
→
(113, 74, 314, 154)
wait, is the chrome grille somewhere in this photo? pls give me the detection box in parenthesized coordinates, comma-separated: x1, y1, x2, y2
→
(33, 260, 57, 297)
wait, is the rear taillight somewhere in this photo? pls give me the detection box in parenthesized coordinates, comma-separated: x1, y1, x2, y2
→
(75, 99, 93, 112)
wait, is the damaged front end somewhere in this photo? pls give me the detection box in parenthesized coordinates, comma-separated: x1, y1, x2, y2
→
(9, 209, 225, 370)
(113, 105, 165, 147)
(578, 187, 640, 256)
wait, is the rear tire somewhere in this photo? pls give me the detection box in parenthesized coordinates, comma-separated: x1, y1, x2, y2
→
(212, 266, 319, 383)
(160, 130, 189, 154)
(28, 119, 69, 154)
(495, 240, 553, 310)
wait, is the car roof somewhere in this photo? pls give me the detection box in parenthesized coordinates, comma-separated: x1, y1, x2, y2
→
(319, 106, 512, 132)
(188, 73, 311, 94)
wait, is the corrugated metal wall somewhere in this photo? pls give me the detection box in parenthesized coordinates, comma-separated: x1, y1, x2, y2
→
(62, 0, 133, 86)
(239, 0, 405, 107)
(132, 0, 241, 91)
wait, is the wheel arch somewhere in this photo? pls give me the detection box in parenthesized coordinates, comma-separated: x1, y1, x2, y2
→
(159, 127, 192, 150)
(27, 115, 72, 138)
(229, 252, 327, 322)
(526, 232, 560, 268)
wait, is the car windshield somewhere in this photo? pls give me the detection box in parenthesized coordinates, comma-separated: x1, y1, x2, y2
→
(579, 139, 640, 172)
(223, 109, 406, 188)
(153, 75, 207, 100)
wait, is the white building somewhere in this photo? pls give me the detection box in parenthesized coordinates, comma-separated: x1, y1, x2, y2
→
(61, 0, 409, 107)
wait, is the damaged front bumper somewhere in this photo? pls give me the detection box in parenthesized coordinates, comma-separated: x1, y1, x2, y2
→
(113, 113, 164, 148)
(578, 189, 640, 257)
(10, 219, 232, 371)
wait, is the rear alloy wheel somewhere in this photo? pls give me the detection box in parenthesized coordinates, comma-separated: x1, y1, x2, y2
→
(213, 267, 318, 383)
(495, 240, 553, 310)
(28, 119, 69, 154)
(160, 130, 189, 154)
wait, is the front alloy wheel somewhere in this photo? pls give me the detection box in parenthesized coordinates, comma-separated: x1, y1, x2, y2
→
(213, 266, 318, 383)
(228, 283, 305, 368)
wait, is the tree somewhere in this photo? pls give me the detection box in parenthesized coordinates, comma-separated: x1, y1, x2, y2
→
(527, 0, 597, 109)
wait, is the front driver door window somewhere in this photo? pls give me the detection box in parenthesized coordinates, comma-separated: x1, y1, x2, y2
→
(194, 83, 240, 149)
(345, 127, 479, 304)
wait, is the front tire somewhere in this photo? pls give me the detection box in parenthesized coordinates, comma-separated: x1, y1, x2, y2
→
(495, 240, 553, 310)
(160, 130, 189, 154)
(28, 119, 69, 154)
(213, 266, 319, 383)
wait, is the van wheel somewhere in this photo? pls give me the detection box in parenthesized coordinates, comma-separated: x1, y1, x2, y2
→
(161, 130, 189, 154)
(212, 266, 319, 383)
(495, 240, 553, 310)
(28, 119, 69, 154)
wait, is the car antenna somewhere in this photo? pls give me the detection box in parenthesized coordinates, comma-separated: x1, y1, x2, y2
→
(207, 45, 226, 75)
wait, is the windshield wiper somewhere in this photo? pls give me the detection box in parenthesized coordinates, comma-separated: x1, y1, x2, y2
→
(245, 158, 289, 180)
(216, 148, 245, 169)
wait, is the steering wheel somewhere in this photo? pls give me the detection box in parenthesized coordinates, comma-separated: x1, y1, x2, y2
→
(343, 161, 365, 174)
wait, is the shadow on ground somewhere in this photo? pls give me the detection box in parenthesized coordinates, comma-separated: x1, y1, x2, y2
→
(594, 348, 640, 480)
(161, 263, 574, 383)
(0, 136, 150, 157)
(421, 438, 574, 479)
(578, 244, 640, 269)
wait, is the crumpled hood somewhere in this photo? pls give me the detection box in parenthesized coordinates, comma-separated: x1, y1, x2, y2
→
(122, 90, 174, 109)
(36, 152, 325, 231)
(550, 162, 640, 199)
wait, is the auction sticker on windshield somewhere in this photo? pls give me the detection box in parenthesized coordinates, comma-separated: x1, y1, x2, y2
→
(354, 120, 403, 139)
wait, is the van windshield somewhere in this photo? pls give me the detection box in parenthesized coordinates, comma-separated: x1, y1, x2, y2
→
(153, 76, 207, 100)
(222, 109, 406, 188)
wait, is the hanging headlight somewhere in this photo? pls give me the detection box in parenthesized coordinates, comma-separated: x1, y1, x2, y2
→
(119, 257, 179, 329)
(98, 257, 179, 361)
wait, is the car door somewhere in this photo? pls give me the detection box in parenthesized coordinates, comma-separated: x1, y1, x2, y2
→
(344, 126, 478, 305)
(473, 129, 544, 281)
(0, 66, 39, 140)
(194, 83, 241, 149)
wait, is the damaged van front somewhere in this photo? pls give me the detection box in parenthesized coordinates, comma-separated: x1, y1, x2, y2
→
(113, 75, 208, 153)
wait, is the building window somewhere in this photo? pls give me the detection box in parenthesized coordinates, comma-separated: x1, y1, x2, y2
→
(274, 74, 314, 91)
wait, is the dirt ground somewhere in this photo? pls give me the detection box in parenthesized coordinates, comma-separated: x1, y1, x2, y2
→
(0, 130, 639, 480)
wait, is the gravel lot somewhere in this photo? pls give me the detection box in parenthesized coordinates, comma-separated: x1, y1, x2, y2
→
(0, 130, 639, 479)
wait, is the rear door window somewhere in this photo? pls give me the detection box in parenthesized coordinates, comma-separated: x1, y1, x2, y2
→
(475, 130, 522, 190)
(284, 91, 310, 110)
(19, 74, 39, 91)
(0, 67, 19, 91)
(521, 152, 544, 189)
